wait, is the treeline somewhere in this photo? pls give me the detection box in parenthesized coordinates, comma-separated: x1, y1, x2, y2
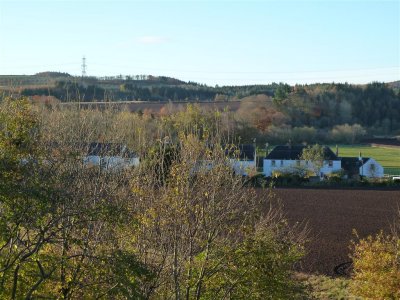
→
(34, 71, 72, 77)
(9, 75, 400, 137)
(20, 80, 218, 102)
(232, 82, 400, 141)
(18, 78, 284, 102)
(275, 82, 400, 133)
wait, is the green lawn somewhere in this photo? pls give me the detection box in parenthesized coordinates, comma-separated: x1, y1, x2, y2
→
(333, 145, 400, 175)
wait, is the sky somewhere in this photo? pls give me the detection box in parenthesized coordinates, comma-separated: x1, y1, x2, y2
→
(0, 0, 399, 86)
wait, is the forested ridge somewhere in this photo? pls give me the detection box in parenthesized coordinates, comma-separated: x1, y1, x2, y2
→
(1, 73, 400, 137)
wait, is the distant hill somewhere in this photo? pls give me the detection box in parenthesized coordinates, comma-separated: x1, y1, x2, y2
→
(0, 72, 398, 103)
(0, 72, 278, 102)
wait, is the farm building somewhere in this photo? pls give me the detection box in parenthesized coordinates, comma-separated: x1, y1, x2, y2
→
(84, 142, 139, 170)
(341, 156, 384, 178)
(192, 144, 256, 176)
(263, 145, 341, 178)
(226, 144, 256, 176)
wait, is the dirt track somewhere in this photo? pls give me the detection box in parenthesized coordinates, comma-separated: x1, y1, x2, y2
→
(268, 188, 400, 276)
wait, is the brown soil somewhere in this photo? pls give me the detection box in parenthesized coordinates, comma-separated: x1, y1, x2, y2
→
(268, 188, 400, 276)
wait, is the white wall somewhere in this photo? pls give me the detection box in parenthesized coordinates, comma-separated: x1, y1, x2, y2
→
(230, 159, 256, 176)
(320, 161, 341, 177)
(263, 159, 341, 177)
(191, 159, 255, 176)
(359, 158, 384, 178)
(84, 155, 139, 170)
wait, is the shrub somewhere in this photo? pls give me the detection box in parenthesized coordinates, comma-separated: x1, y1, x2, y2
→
(203, 213, 308, 299)
(326, 170, 343, 183)
(272, 171, 308, 186)
(349, 231, 400, 299)
(244, 173, 268, 187)
(329, 123, 366, 144)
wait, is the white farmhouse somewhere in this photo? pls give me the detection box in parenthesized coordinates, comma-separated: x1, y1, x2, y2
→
(84, 142, 139, 170)
(226, 144, 256, 176)
(190, 144, 256, 176)
(263, 145, 341, 178)
(341, 157, 384, 178)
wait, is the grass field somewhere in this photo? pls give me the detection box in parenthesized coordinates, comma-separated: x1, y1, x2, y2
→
(335, 145, 400, 175)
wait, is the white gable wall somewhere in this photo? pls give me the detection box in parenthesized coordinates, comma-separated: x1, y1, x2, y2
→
(263, 159, 341, 177)
(359, 158, 384, 178)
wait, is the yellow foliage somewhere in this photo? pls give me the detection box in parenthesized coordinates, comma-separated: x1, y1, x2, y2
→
(350, 231, 400, 299)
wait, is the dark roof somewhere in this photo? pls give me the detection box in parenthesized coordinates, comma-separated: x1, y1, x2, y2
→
(87, 143, 137, 158)
(265, 145, 338, 160)
(341, 157, 370, 173)
(225, 144, 255, 160)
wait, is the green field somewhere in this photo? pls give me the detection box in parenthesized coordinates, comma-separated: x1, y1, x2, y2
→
(334, 145, 400, 175)
(260, 145, 400, 175)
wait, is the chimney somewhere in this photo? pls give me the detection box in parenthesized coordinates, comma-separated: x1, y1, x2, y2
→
(336, 144, 339, 156)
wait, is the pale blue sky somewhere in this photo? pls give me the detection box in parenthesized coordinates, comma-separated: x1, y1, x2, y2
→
(0, 0, 399, 85)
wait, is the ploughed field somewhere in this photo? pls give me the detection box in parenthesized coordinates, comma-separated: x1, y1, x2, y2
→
(269, 188, 400, 276)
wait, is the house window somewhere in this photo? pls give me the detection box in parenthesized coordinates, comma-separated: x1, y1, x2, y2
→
(296, 160, 300, 166)
(271, 160, 276, 167)
(328, 160, 333, 167)
(280, 160, 284, 167)
(306, 160, 309, 166)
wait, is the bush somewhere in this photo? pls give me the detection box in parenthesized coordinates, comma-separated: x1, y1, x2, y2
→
(272, 171, 308, 186)
(244, 173, 268, 187)
(326, 170, 344, 183)
(204, 214, 308, 299)
(349, 231, 400, 299)
(329, 123, 366, 144)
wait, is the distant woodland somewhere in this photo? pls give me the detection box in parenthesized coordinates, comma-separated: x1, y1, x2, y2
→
(1, 72, 399, 142)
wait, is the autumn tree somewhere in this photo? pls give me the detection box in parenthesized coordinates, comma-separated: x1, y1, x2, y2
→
(0, 99, 151, 298)
(131, 127, 308, 299)
(300, 144, 325, 176)
(0, 97, 47, 298)
(236, 95, 287, 133)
